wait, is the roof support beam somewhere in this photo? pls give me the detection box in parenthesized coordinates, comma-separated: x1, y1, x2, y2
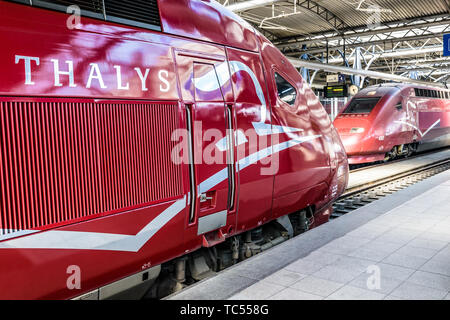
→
(288, 59, 446, 87)
(276, 14, 450, 48)
(226, 0, 283, 13)
(293, 0, 349, 34)
(326, 46, 443, 64)
(286, 33, 448, 55)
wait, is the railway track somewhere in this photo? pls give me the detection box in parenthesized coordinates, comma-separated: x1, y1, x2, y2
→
(333, 157, 450, 218)
(349, 147, 450, 172)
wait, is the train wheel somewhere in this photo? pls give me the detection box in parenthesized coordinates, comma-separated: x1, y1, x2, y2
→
(406, 144, 414, 158)
(384, 147, 397, 162)
(398, 145, 409, 158)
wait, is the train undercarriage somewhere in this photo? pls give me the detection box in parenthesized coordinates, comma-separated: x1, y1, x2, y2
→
(143, 208, 316, 300)
(383, 143, 419, 162)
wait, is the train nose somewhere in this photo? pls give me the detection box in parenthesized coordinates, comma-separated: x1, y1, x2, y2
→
(338, 134, 363, 154)
(334, 116, 371, 155)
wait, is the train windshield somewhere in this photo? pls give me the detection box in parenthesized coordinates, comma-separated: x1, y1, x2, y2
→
(343, 97, 381, 114)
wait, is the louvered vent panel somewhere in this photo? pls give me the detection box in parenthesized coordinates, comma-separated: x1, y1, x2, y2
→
(6, 0, 162, 30)
(104, 0, 161, 27)
(0, 100, 182, 235)
(36, 0, 104, 13)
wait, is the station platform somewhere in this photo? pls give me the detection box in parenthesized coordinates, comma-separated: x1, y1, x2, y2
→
(168, 169, 450, 300)
(347, 148, 450, 190)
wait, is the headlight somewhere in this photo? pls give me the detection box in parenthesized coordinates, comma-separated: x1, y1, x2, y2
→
(350, 127, 365, 134)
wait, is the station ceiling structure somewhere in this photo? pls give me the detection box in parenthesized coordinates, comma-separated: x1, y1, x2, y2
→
(219, 0, 450, 85)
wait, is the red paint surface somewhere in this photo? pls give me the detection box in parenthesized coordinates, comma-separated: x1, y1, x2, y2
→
(0, 0, 348, 299)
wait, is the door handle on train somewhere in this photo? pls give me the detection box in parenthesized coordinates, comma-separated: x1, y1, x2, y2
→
(200, 193, 213, 203)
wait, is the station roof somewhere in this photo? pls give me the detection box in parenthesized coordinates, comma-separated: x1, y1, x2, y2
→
(228, 0, 449, 38)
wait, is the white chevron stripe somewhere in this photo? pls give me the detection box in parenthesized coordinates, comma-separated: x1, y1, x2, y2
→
(422, 119, 441, 137)
(238, 135, 322, 170)
(252, 122, 304, 136)
(0, 230, 39, 242)
(0, 197, 187, 252)
(394, 119, 441, 138)
(194, 60, 268, 123)
(0, 135, 321, 252)
(215, 130, 248, 152)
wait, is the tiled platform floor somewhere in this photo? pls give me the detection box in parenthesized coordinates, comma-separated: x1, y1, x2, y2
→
(231, 182, 450, 300)
(169, 170, 450, 301)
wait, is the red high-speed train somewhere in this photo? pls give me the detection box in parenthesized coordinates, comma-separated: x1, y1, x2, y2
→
(334, 84, 450, 165)
(0, 0, 348, 299)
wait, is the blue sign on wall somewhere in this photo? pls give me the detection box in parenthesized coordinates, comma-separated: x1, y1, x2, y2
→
(445, 34, 450, 57)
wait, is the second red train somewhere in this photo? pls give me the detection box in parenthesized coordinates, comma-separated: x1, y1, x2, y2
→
(334, 84, 450, 165)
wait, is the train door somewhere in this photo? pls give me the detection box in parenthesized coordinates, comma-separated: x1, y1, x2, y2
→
(402, 94, 419, 142)
(400, 91, 420, 142)
(225, 47, 274, 231)
(175, 51, 237, 247)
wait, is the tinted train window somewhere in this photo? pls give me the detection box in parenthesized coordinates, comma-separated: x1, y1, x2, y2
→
(275, 73, 297, 106)
(414, 88, 420, 96)
(343, 97, 381, 114)
(193, 63, 223, 102)
(414, 88, 450, 99)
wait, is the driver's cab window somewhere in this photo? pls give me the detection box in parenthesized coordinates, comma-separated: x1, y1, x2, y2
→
(275, 73, 297, 106)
